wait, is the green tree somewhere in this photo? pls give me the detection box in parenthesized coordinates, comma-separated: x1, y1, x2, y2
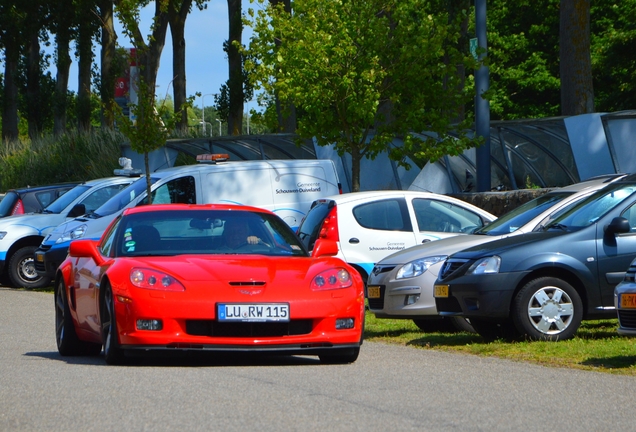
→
(246, 0, 478, 191)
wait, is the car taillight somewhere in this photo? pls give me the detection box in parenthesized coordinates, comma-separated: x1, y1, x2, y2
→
(11, 199, 24, 215)
(318, 206, 339, 242)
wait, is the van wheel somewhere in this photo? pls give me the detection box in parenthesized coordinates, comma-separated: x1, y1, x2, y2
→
(8, 246, 51, 289)
(511, 277, 582, 341)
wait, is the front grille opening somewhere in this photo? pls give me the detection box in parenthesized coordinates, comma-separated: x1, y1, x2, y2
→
(618, 310, 636, 329)
(367, 285, 386, 310)
(185, 319, 313, 337)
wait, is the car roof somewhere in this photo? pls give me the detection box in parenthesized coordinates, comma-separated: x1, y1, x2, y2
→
(6, 181, 80, 194)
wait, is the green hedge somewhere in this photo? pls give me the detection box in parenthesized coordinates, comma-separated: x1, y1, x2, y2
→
(0, 130, 124, 192)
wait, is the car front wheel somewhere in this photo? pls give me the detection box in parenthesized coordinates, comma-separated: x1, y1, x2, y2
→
(101, 282, 126, 365)
(512, 276, 583, 341)
(8, 246, 51, 289)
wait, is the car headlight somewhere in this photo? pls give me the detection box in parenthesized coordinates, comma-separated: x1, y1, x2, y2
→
(0, 231, 6, 240)
(56, 224, 88, 244)
(396, 256, 447, 279)
(311, 268, 353, 290)
(467, 256, 501, 275)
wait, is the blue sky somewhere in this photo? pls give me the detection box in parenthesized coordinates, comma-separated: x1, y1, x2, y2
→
(62, 1, 257, 110)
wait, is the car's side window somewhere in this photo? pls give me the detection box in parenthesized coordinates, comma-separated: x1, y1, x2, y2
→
(413, 198, 484, 233)
(620, 203, 636, 232)
(80, 184, 130, 213)
(147, 176, 196, 205)
(352, 199, 411, 231)
(100, 217, 121, 257)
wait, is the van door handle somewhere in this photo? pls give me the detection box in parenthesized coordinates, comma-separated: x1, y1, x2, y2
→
(349, 238, 360, 244)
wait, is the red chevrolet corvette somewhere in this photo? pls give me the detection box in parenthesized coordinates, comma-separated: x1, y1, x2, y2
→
(55, 204, 364, 365)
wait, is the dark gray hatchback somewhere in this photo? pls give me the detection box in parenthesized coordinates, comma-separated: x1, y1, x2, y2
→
(434, 173, 636, 341)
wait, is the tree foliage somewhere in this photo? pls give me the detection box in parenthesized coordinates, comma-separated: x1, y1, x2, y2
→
(246, 0, 479, 191)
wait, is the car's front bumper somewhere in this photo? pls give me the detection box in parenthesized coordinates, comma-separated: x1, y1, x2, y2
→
(34, 243, 69, 278)
(434, 271, 531, 319)
(367, 262, 443, 318)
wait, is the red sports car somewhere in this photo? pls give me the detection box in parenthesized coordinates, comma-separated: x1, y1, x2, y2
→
(55, 204, 365, 365)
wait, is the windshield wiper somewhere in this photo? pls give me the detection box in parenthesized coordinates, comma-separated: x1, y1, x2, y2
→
(547, 223, 569, 231)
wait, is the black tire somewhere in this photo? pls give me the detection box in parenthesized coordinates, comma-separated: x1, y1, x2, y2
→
(101, 282, 126, 365)
(413, 317, 475, 333)
(319, 347, 360, 364)
(470, 318, 520, 342)
(511, 276, 583, 341)
(448, 316, 476, 333)
(55, 279, 102, 356)
(8, 246, 51, 289)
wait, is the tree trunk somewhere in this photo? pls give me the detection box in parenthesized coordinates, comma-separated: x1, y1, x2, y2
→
(168, 0, 192, 132)
(350, 146, 362, 193)
(560, 0, 594, 115)
(100, 0, 117, 129)
(2, 39, 20, 141)
(269, 0, 296, 133)
(77, 2, 94, 132)
(26, 32, 42, 139)
(227, 0, 243, 135)
(54, 31, 71, 135)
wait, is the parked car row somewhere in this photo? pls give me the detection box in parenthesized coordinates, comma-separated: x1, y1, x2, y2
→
(6, 155, 636, 349)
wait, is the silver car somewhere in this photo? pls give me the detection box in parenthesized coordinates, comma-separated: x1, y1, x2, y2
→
(367, 174, 626, 332)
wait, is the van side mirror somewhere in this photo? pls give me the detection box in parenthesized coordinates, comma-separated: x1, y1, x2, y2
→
(68, 203, 86, 218)
(604, 217, 631, 236)
(311, 239, 339, 257)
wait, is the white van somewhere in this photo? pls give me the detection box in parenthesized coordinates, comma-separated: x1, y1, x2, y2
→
(35, 155, 341, 279)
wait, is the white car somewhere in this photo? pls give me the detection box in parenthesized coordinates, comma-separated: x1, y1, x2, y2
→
(0, 174, 139, 288)
(295, 191, 497, 284)
(367, 174, 626, 332)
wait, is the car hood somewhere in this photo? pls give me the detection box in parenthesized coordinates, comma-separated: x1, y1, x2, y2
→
(119, 255, 344, 283)
(450, 231, 565, 260)
(376, 234, 503, 265)
(0, 212, 63, 229)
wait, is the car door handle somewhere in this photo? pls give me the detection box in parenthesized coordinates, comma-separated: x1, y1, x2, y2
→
(349, 238, 360, 244)
(422, 239, 431, 243)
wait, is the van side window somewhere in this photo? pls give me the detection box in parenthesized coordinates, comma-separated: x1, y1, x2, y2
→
(143, 176, 196, 205)
(353, 199, 411, 231)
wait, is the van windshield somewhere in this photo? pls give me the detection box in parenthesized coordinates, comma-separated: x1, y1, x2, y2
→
(91, 177, 159, 218)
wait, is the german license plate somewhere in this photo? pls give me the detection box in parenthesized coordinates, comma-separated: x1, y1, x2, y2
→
(434, 284, 449, 298)
(217, 303, 289, 322)
(368, 285, 381, 299)
(620, 294, 636, 309)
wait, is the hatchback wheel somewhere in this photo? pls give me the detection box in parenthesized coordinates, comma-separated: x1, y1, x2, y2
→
(512, 276, 582, 341)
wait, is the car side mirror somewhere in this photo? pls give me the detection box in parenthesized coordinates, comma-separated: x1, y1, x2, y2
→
(68, 203, 86, 218)
(604, 217, 631, 236)
(311, 239, 339, 257)
(69, 239, 105, 266)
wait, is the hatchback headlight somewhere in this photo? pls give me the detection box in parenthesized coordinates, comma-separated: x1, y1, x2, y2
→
(396, 256, 446, 279)
(467, 256, 501, 275)
(56, 224, 87, 244)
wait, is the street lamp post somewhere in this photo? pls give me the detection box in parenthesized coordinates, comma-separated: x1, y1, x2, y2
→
(201, 93, 217, 136)
(216, 119, 222, 136)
